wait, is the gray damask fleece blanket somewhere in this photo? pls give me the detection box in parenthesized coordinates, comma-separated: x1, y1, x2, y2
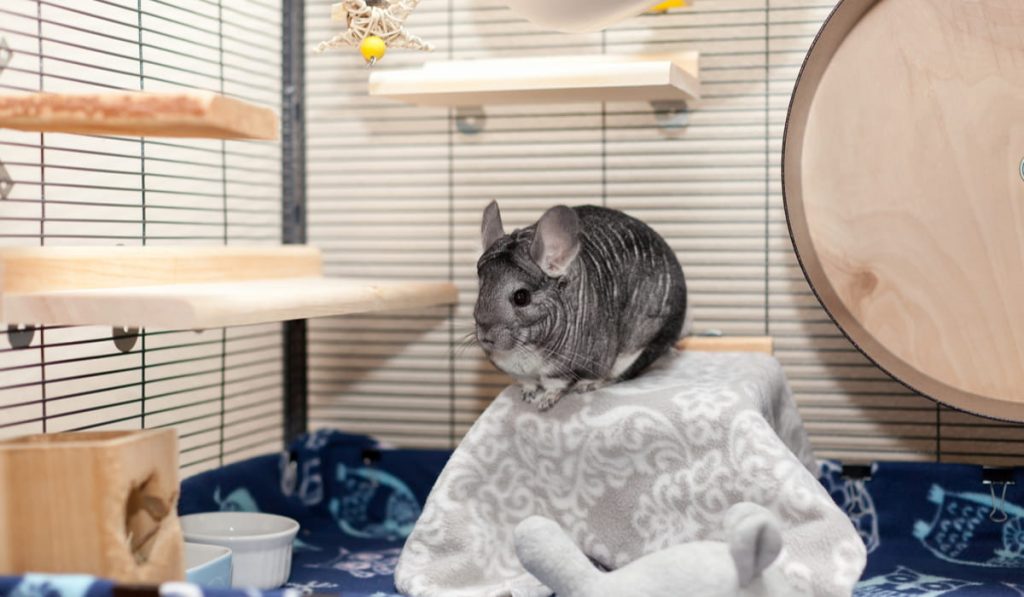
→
(394, 351, 866, 597)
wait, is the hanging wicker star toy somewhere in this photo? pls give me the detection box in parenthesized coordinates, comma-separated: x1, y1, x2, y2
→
(316, 0, 434, 66)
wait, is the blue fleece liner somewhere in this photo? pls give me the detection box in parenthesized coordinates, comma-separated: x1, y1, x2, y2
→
(3, 430, 1022, 596)
(821, 460, 1024, 596)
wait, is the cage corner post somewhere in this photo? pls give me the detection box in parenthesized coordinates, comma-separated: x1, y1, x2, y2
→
(282, 0, 308, 445)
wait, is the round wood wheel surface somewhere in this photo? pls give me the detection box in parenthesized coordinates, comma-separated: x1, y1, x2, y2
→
(783, 0, 1024, 420)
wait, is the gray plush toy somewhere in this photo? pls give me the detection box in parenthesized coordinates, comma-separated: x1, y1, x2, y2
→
(474, 201, 687, 410)
(514, 502, 809, 597)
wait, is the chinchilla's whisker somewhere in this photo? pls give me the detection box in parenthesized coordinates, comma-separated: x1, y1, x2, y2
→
(449, 331, 483, 358)
(509, 339, 585, 382)
(526, 341, 602, 376)
(544, 352, 599, 382)
(452, 340, 480, 358)
(511, 343, 575, 381)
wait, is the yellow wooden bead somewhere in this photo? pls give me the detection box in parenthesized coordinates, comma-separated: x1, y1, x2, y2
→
(648, 0, 687, 12)
(359, 35, 387, 63)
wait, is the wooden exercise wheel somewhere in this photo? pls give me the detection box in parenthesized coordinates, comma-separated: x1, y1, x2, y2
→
(783, 0, 1024, 421)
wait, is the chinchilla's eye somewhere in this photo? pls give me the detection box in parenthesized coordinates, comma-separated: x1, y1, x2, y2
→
(511, 288, 531, 307)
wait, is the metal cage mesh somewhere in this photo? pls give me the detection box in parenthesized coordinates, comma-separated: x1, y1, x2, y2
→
(0, 0, 286, 477)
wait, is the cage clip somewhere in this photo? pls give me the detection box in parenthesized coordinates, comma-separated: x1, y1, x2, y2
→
(6, 324, 36, 349)
(362, 448, 382, 489)
(280, 450, 300, 496)
(841, 463, 873, 481)
(112, 326, 140, 353)
(982, 467, 1015, 523)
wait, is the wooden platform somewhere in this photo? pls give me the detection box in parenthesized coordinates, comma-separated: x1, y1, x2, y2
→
(0, 92, 278, 140)
(0, 247, 457, 329)
(368, 53, 700, 107)
(677, 336, 773, 355)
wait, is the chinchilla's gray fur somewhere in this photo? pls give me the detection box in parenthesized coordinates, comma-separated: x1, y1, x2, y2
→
(474, 201, 687, 410)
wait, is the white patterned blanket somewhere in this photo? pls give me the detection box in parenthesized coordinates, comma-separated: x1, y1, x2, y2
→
(394, 351, 866, 597)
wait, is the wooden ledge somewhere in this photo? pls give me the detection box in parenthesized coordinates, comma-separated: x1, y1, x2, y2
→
(0, 246, 456, 329)
(369, 53, 700, 107)
(0, 92, 279, 140)
(677, 336, 774, 355)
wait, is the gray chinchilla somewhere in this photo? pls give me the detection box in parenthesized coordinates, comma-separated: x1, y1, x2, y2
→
(474, 201, 687, 410)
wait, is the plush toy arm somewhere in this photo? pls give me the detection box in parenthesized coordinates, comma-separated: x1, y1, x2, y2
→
(514, 516, 601, 597)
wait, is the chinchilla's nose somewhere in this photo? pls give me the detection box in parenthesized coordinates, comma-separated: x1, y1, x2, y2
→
(476, 324, 497, 349)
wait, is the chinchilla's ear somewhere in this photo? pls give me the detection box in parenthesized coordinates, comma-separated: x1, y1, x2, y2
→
(481, 200, 505, 251)
(530, 205, 580, 277)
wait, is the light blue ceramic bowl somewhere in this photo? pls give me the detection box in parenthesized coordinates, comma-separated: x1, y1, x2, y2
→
(185, 542, 233, 588)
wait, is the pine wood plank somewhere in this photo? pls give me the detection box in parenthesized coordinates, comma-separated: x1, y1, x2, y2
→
(0, 246, 457, 329)
(2, 277, 459, 329)
(368, 53, 700, 106)
(0, 246, 323, 294)
(0, 91, 278, 140)
(677, 336, 774, 355)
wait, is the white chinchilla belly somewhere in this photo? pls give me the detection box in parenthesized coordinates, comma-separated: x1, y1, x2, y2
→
(609, 350, 642, 379)
(489, 347, 551, 385)
(490, 346, 612, 396)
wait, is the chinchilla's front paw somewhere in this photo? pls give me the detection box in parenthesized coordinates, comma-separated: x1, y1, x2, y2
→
(572, 379, 607, 394)
(534, 388, 567, 411)
(520, 384, 539, 404)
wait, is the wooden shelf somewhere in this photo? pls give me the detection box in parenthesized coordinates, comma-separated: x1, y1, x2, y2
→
(2, 278, 457, 329)
(368, 53, 700, 107)
(0, 247, 456, 329)
(0, 92, 278, 140)
(677, 336, 773, 355)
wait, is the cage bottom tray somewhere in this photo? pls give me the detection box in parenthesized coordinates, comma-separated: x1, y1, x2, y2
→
(2, 430, 1022, 596)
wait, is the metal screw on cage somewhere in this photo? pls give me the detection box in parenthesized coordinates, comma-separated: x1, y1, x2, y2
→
(455, 107, 486, 135)
(0, 38, 12, 201)
(112, 327, 141, 353)
(6, 324, 36, 350)
(651, 100, 689, 130)
(0, 160, 13, 201)
(0, 36, 12, 73)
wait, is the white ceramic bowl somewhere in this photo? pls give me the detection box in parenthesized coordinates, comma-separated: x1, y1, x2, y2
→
(185, 542, 233, 588)
(180, 512, 299, 589)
